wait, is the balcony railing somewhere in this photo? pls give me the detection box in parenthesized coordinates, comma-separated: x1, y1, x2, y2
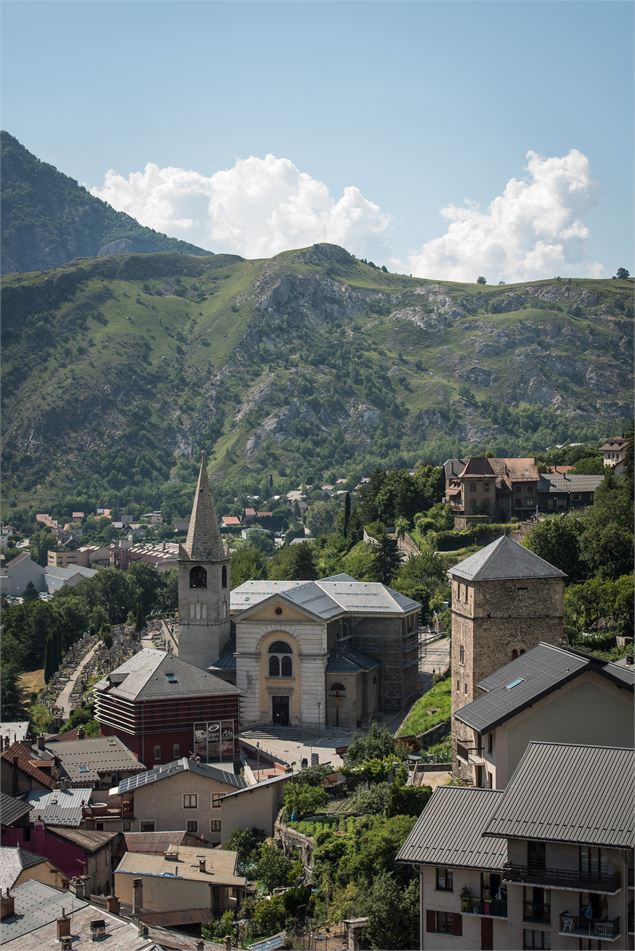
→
(504, 863, 620, 894)
(464, 897, 507, 918)
(523, 902, 551, 924)
(559, 914, 620, 940)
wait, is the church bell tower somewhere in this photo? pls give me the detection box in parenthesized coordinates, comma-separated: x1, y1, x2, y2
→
(177, 453, 231, 669)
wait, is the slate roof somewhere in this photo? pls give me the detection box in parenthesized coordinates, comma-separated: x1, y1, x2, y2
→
(326, 648, 380, 673)
(0, 846, 49, 892)
(181, 453, 226, 562)
(600, 437, 628, 451)
(231, 577, 420, 620)
(42, 736, 145, 784)
(221, 771, 294, 800)
(211, 635, 236, 671)
(455, 642, 634, 734)
(0, 792, 31, 827)
(443, 458, 466, 481)
(113, 757, 246, 795)
(537, 473, 605, 495)
(449, 535, 565, 581)
(0, 742, 57, 789)
(93, 649, 241, 702)
(122, 830, 202, 853)
(0, 880, 88, 944)
(396, 787, 507, 869)
(26, 786, 92, 826)
(47, 826, 119, 853)
(485, 742, 635, 848)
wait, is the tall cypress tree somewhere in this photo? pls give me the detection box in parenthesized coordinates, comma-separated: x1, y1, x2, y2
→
(343, 492, 351, 537)
(44, 636, 54, 683)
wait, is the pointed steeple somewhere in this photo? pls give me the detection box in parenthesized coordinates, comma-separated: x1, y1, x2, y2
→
(183, 453, 226, 561)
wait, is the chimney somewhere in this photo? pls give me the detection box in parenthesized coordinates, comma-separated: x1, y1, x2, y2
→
(60, 777, 68, 791)
(1, 891, 15, 921)
(106, 896, 120, 916)
(37, 734, 46, 751)
(198, 858, 206, 873)
(138, 924, 149, 938)
(196, 942, 205, 951)
(61, 937, 73, 951)
(132, 879, 143, 916)
(56, 910, 71, 941)
(69, 877, 86, 899)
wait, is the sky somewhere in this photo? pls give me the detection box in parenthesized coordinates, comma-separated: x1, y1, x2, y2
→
(1, 0, 632, 281)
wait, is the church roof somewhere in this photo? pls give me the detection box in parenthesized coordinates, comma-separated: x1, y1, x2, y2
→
(94, 648, 241, 701)
(182, 453, 226, 562)
(449, 535, 565, 582)
(231, 578, 420, 619)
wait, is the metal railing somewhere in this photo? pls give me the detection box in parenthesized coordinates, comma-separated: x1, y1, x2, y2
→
(559, 914, 620, 939)
(504, 863, 620, 893)
(463, 897, 507, 918)
(523, 901, 551, 924)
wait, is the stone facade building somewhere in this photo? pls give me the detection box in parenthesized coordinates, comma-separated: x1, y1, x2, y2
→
(445, 457, 540, 521)
(449, 535, 565, 782)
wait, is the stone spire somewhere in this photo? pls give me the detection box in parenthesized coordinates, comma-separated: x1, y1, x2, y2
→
(183, 453, 225, 561)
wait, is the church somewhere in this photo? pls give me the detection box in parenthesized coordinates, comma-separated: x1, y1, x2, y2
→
(166, 456, 421, 730)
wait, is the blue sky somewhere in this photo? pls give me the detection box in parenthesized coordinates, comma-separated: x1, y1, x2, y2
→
(2, 1, 632, 280)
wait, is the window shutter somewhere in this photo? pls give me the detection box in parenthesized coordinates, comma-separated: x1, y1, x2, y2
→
(453, 914, 462, 936)
(426, 910, 436, 933)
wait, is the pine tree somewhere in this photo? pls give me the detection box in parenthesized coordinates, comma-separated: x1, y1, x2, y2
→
(343, 492, 351, 537)
(135, 600, 146, 633)
(372, 532, 403, 585)
(44, 636, 54, 683)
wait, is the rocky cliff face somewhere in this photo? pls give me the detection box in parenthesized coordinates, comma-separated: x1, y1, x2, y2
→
(1, 244, 632, 508)
(1, 132, 210, 274)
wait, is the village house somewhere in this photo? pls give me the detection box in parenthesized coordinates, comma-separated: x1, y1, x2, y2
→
(0, 792, 32, 835)
(1, 741, 59, 795)
(600, 435, 630, 471)
(0, 845, 66, 893)
(453, 642, 634, 788)
(47, 545, 110, 569)
(93, 649, 241, 767)
(445, 457, 541, 522)
(220, 771, 293, 844)
(107, 757, 246, 843)
(536, 472, 605, 513)
(398, 741, 634, 951)
(37, 736, 146, 790)
(114, 844, 246, 928)
(0, 553, 97, 597)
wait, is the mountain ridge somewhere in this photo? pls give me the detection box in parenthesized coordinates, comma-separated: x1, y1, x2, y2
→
(2, 244, 632, 514)
(1, 131, 211, 274)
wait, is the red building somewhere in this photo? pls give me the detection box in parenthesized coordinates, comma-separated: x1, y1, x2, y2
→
(94, 649, 241, 767)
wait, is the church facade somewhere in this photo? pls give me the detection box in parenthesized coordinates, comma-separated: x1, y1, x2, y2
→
(171, 457, 421, 730)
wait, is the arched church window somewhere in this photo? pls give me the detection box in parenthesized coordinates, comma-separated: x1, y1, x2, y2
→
(268, 641, 292, 678)
(222, 565, 228, 589)
(190, 566, 207, 589)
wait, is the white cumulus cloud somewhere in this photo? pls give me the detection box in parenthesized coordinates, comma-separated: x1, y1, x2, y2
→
(90, 154, 391, 260)
(401, 149, 604, 283)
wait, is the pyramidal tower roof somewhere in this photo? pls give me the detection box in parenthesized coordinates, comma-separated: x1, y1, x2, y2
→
(449, 535, 566, 582)
(182, 453, 226, 562)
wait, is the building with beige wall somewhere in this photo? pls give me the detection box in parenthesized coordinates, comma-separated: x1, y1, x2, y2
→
(114, 844, 246, 927)
(109, 757, 246, 844)
(453, 642, 634, 787)
(398, 742, 635, 951)
(449, 536, 565, 782)
(220, 772, 292, 844)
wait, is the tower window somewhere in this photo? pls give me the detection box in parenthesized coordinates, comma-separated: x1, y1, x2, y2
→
(190, 566, 207, 589)
(222, 565, 228, 589)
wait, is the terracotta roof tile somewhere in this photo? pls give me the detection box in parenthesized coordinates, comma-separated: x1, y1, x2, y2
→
(1, 741, 57, 789)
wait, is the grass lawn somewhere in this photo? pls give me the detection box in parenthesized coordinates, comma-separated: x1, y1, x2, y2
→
(19, 668, 45, 695)
(397, 676, 452, 737)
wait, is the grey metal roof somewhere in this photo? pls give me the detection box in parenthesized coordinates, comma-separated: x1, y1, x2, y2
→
(0, 880, 87, 944)
(211, 635, 236, 671)
(221, 771, 294, 800)
(326, 648, 380, 673)
(449, 535, 566, 581)
(456, 643, 633, 734)
(397, 787, 507, 869)
(93, 648, 241, 701)
(0, 792, 31, 827)
(43, 736, 145, 784)
(537, 473, 605, 494)
(25, 786, 92, 826)
(114, 757, 245, 795)
(0, 847, 49, 893)
(232, 578, 420, 620)
(443, 458, 466, 480)
(485, 742, 635, 847)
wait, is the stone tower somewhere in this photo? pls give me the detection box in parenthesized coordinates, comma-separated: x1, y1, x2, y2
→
(177, 453, 231, 670)
(449, 535, 565, 780)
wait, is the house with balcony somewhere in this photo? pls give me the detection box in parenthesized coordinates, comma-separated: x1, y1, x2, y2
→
(398, 741, 634, 950)
(600, 437, 630, 473)
(453, 643, 634, 788)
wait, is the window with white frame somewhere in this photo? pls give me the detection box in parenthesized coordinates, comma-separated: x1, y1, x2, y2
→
(183, 794, 198, 809)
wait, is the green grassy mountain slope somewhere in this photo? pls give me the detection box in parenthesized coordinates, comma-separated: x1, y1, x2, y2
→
(2, 243, 632, 513)
(1, 132, 210, 274)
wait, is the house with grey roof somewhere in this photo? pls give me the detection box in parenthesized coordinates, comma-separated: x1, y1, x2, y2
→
(40, 736, 145, 789)
(398, 742, 635, 950)
(227, 574, 421, 729)
(0, 846, 66, 893)
(107, 757, 246, 844)
(453, 642, 634, 788)
(537, 472, 605, 513)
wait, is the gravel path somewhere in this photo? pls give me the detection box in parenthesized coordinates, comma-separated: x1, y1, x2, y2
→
(55, 643, 100, 717)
